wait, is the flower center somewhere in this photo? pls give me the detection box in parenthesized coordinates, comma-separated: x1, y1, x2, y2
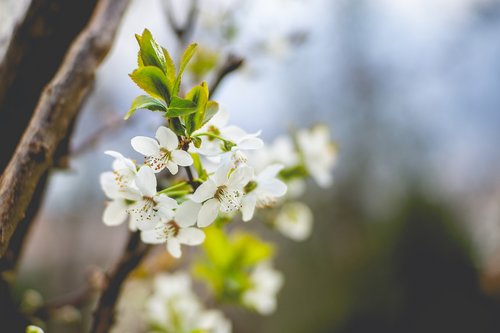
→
(162, 220, 180, 238)
(215, 185, 243, 213)
(146, 148, 172, 172)
(130, 196, 158, 223)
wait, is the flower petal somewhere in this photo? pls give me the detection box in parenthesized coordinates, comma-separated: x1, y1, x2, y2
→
(167, 238, 182, 258)
(141, 229, 166, 244)
(166, 161, 179, 175)
(237, 136, 264, 150)
(156, 126, 179, 151)
(197, 198, 220, 227)
(175, 200, 201, 227)
(177, 227, 205, 245)
(131, 136, 160, 156)
(103, 200, 128, 226)
(241, 195, 257, 222)
(258, 164, 284, 180)
(227, 165, 253, 189)
(135, 166, 157, 196)
(191, 179, 217, 203)
(259, 179, 287, 197)
(171, 150, 193, 166)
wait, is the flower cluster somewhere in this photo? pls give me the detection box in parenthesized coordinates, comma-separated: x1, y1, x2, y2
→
(99, 29, 337, 325)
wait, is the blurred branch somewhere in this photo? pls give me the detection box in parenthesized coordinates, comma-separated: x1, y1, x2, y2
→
(0, 0, 130, 257)
(210, 54, 244, 96)
(0, 0, 99, 172)
(91, 231, 151, 333)
(163, 0, 198, 44)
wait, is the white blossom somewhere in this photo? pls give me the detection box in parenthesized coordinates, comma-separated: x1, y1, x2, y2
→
(140, 206, 205, 258)
(131, 126, 193, 174)
(193, 108, 263, 157)
(241, 164, 287, 222)
(275, 201, 313, 241)
(126, 166, 178, 231)
(148, 272, 232, 333)
(296, 125, 337, 187)
(242, 262, 284, 315)
(190, 163, 253, 227)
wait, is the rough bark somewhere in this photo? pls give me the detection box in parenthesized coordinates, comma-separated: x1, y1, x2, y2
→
(0, 0, 99, 172)
(0, 0, 131, 257)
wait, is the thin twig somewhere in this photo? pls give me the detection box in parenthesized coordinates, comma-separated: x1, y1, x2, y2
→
(210, 54, 244, 96)
(163, 0, 198, 44)
(90, 231, 150, 333)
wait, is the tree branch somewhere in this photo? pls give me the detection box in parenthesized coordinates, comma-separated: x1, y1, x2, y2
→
(0, 0, 131, 257)
(90, 231, 150, 333)
(210, 54, 244, 96)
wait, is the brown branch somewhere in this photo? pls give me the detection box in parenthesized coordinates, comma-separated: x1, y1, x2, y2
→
(0, 0, 131, 257)
(0, 0, 99, 172)
(163, 0, 198, 43)
(90, 231, 151, 333)
(210, 54, 244, 96)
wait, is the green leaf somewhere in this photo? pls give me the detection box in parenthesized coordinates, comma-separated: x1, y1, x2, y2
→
(162, 47, 176, 91)
(125, 95, 166, 120)
(166, 96, 197, 117)
(136, 29, 166, 72)
(172, 43, 198, 96)
(170, 117, 186, 137)
(129, 66, 170, 102)
(184, 81, 209, 135)
(202, 100, 219, 126)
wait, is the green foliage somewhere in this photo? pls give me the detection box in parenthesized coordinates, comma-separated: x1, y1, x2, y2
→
(279, 164, 309, 181)
(129, 30, 219, 137)
(194, 227, 274, 302)
(188, 47, 219, 80)
(129, 66, 170, 103)
(125, 95, 166, 120)
(191, 153, 208, 180)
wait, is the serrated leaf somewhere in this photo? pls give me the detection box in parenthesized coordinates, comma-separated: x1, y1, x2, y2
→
(125, 95, 166, 120)
(172, 43, 198, 96)
(129, 66, 170, 102)
(166, 96, 198, 117)
(136, 29, 166, 72)
(202, 100, 219, 125)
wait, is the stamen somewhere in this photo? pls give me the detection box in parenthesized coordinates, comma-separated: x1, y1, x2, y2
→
(215, 186, 242, 213)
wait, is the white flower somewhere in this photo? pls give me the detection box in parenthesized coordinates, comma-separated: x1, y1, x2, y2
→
(242, 262, 284, 315)
(193, 108, 263, 156)
(275, 202, 313, 241)
(148, 272, 232, 333)
(140, 216, 205, 258)
(100, 151, 139, 229)
(241, 164, 287, 222)
(296, 125, 337, 187)
(131, 126, 193, 174)
(190, 164, 253, 227)
(250, 135, 299, 171)
(126, 166, 178, 231)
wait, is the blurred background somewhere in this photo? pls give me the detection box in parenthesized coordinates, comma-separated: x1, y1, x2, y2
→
(3, 0, 500, 332)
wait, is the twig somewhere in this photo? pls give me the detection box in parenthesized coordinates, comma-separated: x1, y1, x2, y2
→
(90, 231, 150, 333)
(0, 0, 131, 257)
(210, 54, 244, 96)
(163, 0, 198, 44)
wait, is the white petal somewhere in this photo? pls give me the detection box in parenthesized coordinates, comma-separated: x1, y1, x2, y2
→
(103, 200, 128, 226)
(167, 238, 182, 258)
(120, 187, 142, 201)
(141, 229, 166, 244)
(156, 126, 179, 151)
(166, 161, 179, 175)
(135, 166, 157, 196)
(259, 179, 287, 197)
(105, 150, 136, 172)
(177, 227, 205, 245)
(155, 195, 178, 209)
(197, 198, 220, 227)
(241, 195, 257, 222)
(171, 150, 193, 166)
(227, 165, 253, 189)
(222, 125, 247, 141)
(175, 200, 201, 227)
(214, 163, 231, 186)
(258, 164, 284, 180)
(191, 180, 217, 203)
(131, 136, 160, 156)
(237, 136, 264, 150)
(100, 172, 118, 198)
